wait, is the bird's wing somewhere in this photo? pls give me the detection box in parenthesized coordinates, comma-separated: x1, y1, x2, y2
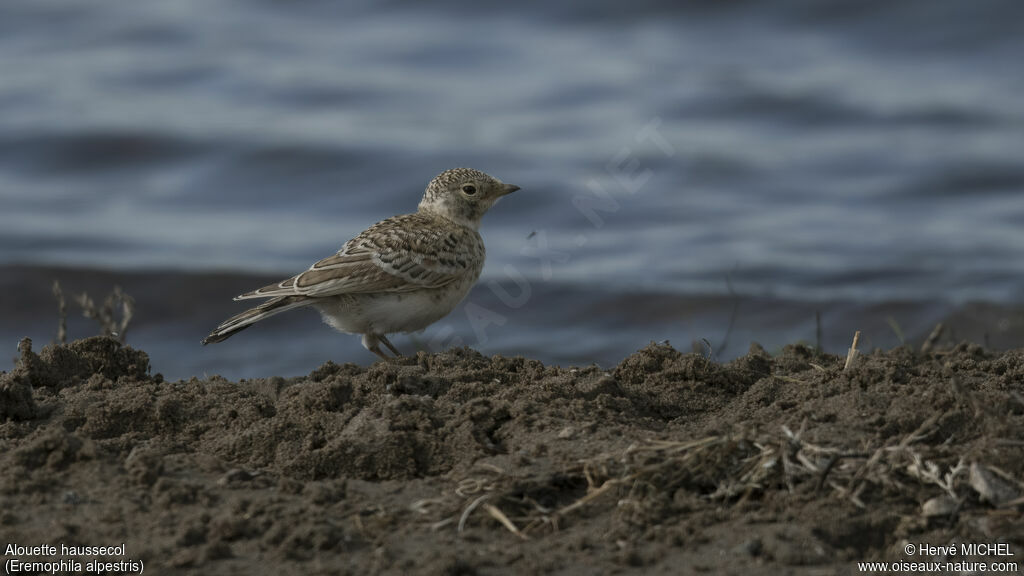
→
(235, 214, 483, 300)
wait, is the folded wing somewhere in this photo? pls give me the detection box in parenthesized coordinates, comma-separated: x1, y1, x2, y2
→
(235, 214, 483, 300)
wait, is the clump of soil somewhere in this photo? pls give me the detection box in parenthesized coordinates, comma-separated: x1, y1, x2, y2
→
(1, 336, 1022, 574)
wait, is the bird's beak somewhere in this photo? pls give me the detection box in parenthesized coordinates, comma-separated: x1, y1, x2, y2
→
(500, 183, 521, 196)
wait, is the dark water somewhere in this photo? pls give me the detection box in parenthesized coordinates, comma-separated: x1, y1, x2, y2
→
(2, 0, 1023, 379)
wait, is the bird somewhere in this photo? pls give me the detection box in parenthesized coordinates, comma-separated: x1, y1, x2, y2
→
(202, 168, 519, 359)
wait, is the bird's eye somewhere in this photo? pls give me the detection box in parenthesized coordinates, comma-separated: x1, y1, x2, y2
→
(462, 184, 477, 195)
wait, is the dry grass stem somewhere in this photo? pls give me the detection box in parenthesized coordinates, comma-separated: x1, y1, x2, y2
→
(921, 323, 945, 354)
(52, 280, 67, 344)
(843, 331, 861, 372)
(68, 285, 136, 343)
(458, 494, 491, 534)
(482, 503, 528, 540)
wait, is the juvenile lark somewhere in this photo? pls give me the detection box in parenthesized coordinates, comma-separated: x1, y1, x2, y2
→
(202, 168, 519, 358)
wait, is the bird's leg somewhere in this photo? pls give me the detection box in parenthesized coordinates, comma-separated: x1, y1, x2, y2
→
(362, 334, 393, 360)
(379, 335, 402, 357)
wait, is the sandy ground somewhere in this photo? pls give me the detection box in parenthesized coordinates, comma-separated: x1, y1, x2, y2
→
(2, 336, 1023, 575)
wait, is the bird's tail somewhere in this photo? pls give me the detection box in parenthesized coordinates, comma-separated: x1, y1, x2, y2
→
(202, 295, 310, 345)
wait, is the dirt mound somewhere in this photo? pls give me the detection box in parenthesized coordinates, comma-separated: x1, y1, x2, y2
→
(1, 337, 1022, 574)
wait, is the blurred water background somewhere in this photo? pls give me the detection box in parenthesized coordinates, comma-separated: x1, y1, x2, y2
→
(2, 0, 1023, 380)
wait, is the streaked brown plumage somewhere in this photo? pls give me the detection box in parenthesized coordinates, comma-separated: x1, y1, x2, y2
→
(202, 168, 519, 359)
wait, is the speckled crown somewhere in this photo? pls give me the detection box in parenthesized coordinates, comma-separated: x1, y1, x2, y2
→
(423, 168, 495, 202)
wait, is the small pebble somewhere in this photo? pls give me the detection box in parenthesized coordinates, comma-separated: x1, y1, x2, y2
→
(921, 495, 958, 517)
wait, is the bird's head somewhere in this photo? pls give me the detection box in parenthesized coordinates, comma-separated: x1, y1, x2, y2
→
(418, 168, 519, 229)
